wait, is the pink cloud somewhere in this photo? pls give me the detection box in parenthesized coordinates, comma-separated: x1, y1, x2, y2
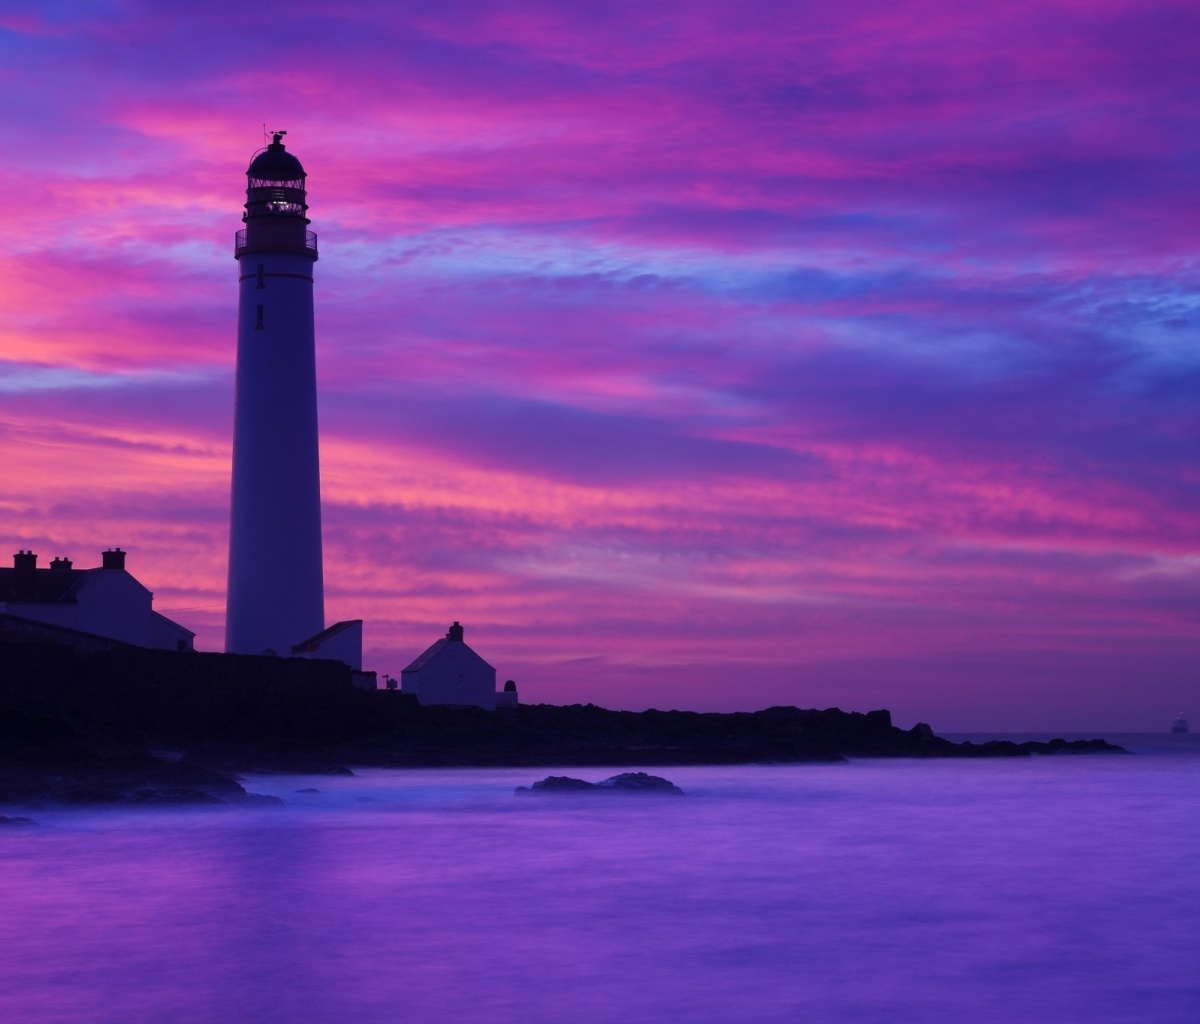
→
(0, 0, 1196, 728)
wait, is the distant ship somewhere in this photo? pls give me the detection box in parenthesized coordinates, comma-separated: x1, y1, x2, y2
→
(1171, 714, 1189, 734)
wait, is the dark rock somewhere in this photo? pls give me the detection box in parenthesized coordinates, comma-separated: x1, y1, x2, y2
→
(0, 708, 249, 807)
(945, 737, 1127, 758)
(518, 775, 597, 793)
(294, 787, 321, 794)
(1028, 737, 1127, 755)
(596, 772, 684, 795)
(236, 793, 286, 807)
(0, 815, 36, 826)
(517, 772, 684, 795)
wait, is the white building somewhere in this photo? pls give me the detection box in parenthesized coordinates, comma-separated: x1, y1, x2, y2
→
(291, 619, 379, 690)
(292, 620, 364, 670)
(0, 548, 194, 651)
(401, 622, 515, 710)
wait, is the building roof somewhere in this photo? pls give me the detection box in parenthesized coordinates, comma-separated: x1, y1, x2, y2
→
(247, 139, 306, 181)
(291, 619, 362, 654)
(401, 637, 452, 674)
(1, 551, 192, 645)
(152, 611, 196, 639)
(401, 622, 496, 674)
(0, 566, 101, 603)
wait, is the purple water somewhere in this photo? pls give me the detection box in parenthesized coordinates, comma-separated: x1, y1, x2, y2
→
(2, 738, 1197, 1023)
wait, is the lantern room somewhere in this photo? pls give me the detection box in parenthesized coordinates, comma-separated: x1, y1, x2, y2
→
(235, 131, 318, 258)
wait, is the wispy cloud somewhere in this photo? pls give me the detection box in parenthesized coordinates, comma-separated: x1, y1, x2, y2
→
(0, 0, 1196, 727)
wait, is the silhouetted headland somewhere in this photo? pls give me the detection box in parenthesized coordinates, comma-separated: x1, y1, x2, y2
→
(0, 642, 1125, 808)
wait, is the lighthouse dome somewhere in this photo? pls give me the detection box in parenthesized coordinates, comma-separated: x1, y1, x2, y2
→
(237, 130, 316, 256)
(247, 135, 305, 181)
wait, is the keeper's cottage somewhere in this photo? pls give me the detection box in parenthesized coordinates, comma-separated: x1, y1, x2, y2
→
(0, 549, 194, 651)
(401, 622, 517, 710)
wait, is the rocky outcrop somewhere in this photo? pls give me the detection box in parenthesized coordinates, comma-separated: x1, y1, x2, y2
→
(517, 775, 597, 793)
(950, 737, 1128, 757)
(0, 705, 252, 807)
(597, 772, 685, 794)
(516, 772, 685, 795)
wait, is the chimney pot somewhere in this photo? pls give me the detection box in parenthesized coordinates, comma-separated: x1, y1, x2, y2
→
(446, 621, 464, 642)
(101, 548, 126, 571)
(13, 550, 37, 600)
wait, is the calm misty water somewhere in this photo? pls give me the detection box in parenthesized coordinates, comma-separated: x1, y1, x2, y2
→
(2, 737, 1197, 1024)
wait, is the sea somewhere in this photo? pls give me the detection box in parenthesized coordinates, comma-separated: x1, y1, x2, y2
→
(1, 734, 1196, 1024)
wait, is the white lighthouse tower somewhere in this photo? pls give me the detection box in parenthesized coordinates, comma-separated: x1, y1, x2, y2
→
(225, 132, 324, 655)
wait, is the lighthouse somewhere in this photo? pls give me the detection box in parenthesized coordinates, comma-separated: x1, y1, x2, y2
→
(225, 132, 324, 655)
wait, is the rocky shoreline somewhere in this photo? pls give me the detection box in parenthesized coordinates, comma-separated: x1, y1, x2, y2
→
(0, 697, 1125, 811)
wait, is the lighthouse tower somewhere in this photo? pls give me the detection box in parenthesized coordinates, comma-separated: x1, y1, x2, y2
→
(225, 132, 324, 655)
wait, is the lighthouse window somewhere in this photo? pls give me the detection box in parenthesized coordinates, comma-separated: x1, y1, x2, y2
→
(255, 305, 264, 330)
(256, 264, 265, 289)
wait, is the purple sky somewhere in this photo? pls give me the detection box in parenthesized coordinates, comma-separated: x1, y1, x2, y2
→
(1, 0, 1196, 729)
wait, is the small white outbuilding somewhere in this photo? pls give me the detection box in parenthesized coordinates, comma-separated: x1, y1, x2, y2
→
(400, 621, 510, 710)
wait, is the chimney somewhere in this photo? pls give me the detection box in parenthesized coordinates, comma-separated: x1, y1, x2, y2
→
(101, 548, 126, 571)
(50, 557, 73, 571)
(446, 621, 464, 642)
(13, 550, 37, 601)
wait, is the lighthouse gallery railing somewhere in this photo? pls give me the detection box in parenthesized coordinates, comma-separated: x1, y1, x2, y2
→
(235, 226, 318, 257)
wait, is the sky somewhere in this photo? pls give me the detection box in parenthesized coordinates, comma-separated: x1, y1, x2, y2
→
(0, 0, 1196, 730)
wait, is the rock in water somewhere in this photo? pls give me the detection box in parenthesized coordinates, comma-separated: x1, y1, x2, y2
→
(597, 772, 685, 795)
(515, 772, 685, 795)
(517, 775, 597, 793)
